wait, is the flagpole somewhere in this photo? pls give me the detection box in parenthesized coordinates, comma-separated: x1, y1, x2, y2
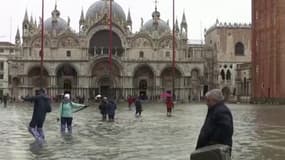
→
(109, 0, 113, 75)
(40, 0, 45, 88)
(172, 0, 176, 100)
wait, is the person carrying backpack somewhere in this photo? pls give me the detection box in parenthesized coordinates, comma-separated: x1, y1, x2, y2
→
(58, 93, 87, 134)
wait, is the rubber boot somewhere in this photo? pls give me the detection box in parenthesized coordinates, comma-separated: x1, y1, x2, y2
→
(61, 124, 66, 133)
(28, 127, 39, 138)
(37, 128, 45, 140)
(67, 125, 72, 134)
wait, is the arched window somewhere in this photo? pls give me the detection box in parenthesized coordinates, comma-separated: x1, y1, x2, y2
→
(220, 70, 225, 80)
(226, 70, 231, 80)
(235, 42, 245, 56)
(139, 51, 144, 58)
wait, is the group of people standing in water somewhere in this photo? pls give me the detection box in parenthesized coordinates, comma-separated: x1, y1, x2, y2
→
(22, 89, 174, 144)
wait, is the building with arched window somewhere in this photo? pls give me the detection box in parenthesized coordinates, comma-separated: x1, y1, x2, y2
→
(7, 1, 251, 102)
(204, 19, 251, 101)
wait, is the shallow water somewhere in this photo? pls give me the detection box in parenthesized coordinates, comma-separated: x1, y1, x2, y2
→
(0, 102, 285, 160)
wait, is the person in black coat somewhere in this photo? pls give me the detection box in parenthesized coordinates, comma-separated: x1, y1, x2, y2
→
(135, 97, 142, 117)
(196, 89, 233, 153)
(22, 88, 51, 142)
(107, 99, 117, 122)
(99, 97, 108, 121)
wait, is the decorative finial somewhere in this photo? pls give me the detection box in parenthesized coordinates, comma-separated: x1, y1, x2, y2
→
(154, 0, 158, 11)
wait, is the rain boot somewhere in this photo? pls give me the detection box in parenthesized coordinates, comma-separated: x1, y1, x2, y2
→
(28, 127, 39, 139)
(37, 128, 45, 140)
(61, 124, 66, 133)
(67, 125, 72, 134)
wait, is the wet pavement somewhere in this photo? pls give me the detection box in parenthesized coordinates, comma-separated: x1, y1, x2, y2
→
(0, 102, 285, 160)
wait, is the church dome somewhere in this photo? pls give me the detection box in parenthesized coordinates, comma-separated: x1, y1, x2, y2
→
(141, 9, 170, 33)
(44, 6, 67, 33)
(86, 0, 126, 22)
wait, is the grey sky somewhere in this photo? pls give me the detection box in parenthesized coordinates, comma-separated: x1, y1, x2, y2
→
(0, 0, 251, 43)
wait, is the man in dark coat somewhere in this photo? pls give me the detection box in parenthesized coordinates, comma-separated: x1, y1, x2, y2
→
(196, 89, 233, 153)
(99, 97, 108, 121)
(135, 97, 142, 117)
(106, 99, 117, 122)
(22, 88, 51, 142)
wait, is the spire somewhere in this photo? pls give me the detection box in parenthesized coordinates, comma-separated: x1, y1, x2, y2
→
(180, 11, 188, 37)
(127, 8, 132, 25)
(152, 0, 160, 20)
(175, 18, 179, 32)
(181, 11, 187, 24)
(15, 27, 21, 45)
(79, 8, 85, 25)
(52, 3, 60, 18)
(24, 9, 29, 23)
(30, 15, 34, 24)
(16, 28, 20, 39)
(155, 0, 158, 11)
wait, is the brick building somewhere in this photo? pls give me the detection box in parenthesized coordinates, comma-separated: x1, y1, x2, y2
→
(252, 0, 285, 102)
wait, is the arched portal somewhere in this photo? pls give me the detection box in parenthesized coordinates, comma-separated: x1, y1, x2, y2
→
(89, 30, 124, 57)
(27, 66, 49, 88)
(133, 65, 155, 100)
(91, 59, 121, 98)
(160, 67, 182, 92)
(56, 64, 78, 92)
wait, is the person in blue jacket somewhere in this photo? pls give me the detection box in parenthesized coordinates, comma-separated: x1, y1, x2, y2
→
(58, 93, 86, 134)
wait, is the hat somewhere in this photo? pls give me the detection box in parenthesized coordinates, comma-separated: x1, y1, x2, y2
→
(64, 94, 70, 99)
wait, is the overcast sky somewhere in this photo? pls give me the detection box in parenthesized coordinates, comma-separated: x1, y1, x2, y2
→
(0, 0, 251, 43)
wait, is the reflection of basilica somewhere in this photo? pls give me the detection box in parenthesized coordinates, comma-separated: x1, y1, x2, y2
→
(7, 0, 251, 102)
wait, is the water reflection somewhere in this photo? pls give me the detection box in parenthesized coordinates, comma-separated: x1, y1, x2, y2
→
(0, 103, 285, 160)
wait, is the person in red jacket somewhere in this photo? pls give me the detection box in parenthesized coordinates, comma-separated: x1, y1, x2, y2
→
(166, 97, 174, 116)
(127, 96, 133, 110)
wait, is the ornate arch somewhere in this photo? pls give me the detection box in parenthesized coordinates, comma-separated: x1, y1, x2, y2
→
(55, 63, 79, 76)
(89, 57, 123, 76)
(132, 34, 154, 48)
(26, 64, 50, 76)
(57, 35, 80, 48)
(87, 25, 127, 48)
(30, 36, 51, 48)
(158, 35, 178, 49)
(159, 64, 184, 77)
(132, 63, 156, 77)
(27, 65, 49, 88)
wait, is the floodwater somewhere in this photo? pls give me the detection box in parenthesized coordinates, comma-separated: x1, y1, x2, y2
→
(0, 102, 285, 160)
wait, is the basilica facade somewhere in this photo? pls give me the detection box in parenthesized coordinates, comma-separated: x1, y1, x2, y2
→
(7, 0, 251, 102)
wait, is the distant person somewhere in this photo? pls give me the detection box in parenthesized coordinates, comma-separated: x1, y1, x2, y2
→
(99, 97, 108, 121)
(165, 97, 174, 116)
(195, 89, 233, 154)
(127, 96, 133, 110)
(106, 98, 117, 122)
(2, 94, 8, 108)
(58, 93, 87, 134)
(21, 88, 51, 142)
(134, 97, 142, 117)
